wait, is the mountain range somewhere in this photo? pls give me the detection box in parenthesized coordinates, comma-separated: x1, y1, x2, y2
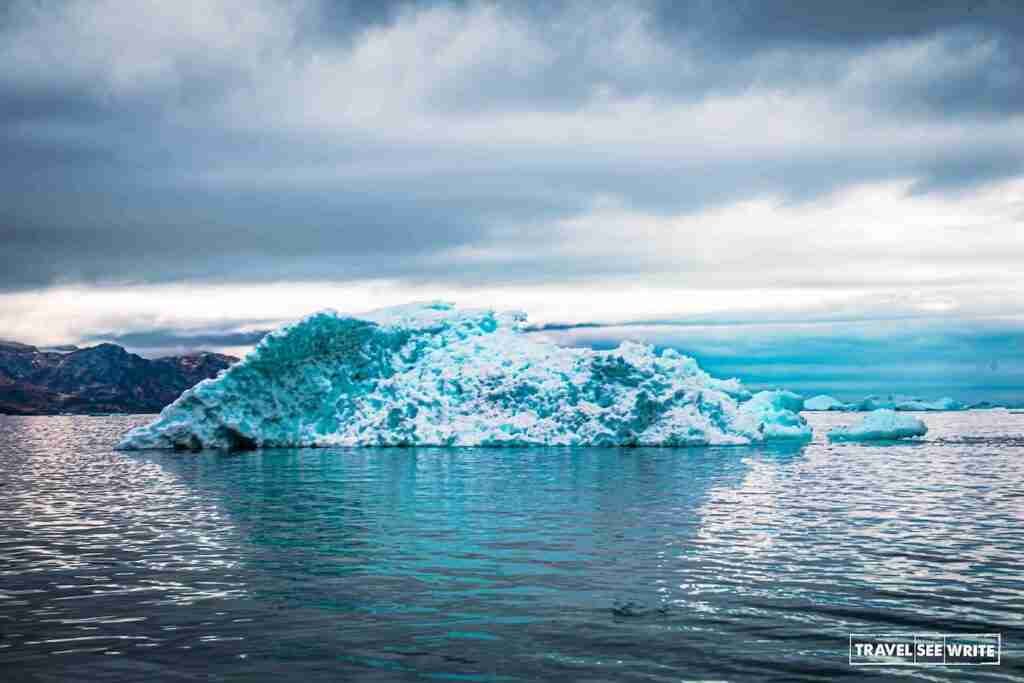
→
(0, 340, 237, 415)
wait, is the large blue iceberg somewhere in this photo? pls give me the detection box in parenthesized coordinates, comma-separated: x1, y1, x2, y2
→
(118, 303, 811, 450)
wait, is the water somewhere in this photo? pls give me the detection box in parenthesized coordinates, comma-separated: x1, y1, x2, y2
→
(1, 412, 1022, 682)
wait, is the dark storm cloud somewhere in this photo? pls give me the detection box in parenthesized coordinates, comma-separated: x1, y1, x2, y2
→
(909, 149, 1024, 194)
(0, 0, 1021, 291)
(424, 1, 1024, 132)
(0, 176, 516, 288)
(653, 0, 1024, 46)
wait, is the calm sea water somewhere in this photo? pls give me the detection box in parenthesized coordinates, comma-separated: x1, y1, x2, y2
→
(1, 412, 1022, 682)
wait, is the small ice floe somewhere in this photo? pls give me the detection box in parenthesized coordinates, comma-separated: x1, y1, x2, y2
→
(827, 409, 927, 442)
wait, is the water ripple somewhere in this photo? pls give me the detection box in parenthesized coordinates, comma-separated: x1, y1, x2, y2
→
(0, 413, 1022, 681)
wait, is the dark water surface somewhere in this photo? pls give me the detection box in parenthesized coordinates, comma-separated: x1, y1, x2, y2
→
(1, 412, 1022, 681)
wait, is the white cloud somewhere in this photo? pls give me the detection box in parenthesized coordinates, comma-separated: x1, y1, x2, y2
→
(2, 176, 1021, 347)
(435, 176, 1024, 287)
(0, 0, 302, 100)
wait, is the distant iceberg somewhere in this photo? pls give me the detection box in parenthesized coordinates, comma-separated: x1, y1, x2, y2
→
(827, 409, 927, 442)
(118, 302, 811, 450)
(803, 394, 849, 411)
(966, 401, 1003, 410)
(854, 395, 963, 411)
(893, 396, 962, 411)
(800, 393, 969, 412)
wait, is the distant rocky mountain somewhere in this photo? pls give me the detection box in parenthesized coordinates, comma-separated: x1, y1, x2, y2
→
(0, 340, 237, 415)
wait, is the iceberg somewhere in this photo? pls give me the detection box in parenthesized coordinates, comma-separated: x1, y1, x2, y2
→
(827, 409, 927, 442)
(967, 401, 1003, 410)
(732, 390, 809, 439)
(893, 396, 963, 411)
(854, 395, 963, 411)
(118, 302, 811, 450)
(803, 394, 849, 411)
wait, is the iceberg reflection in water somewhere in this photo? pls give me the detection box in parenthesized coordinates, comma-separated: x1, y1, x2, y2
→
(0, 412, 1022, 681)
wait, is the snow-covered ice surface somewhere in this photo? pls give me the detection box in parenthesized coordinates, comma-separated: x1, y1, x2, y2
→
(118, 302, 811, 450)
(827, 409, 928, 442)
(803, 394, 848, 411)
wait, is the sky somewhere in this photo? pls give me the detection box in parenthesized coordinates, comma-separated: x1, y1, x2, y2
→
(1, 0, 1022, 402)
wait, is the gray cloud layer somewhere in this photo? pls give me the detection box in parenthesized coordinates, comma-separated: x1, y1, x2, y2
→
(1, 0, 1022, 292)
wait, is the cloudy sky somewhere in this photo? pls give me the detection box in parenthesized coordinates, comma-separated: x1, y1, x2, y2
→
(2, 0, 1022, 401)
